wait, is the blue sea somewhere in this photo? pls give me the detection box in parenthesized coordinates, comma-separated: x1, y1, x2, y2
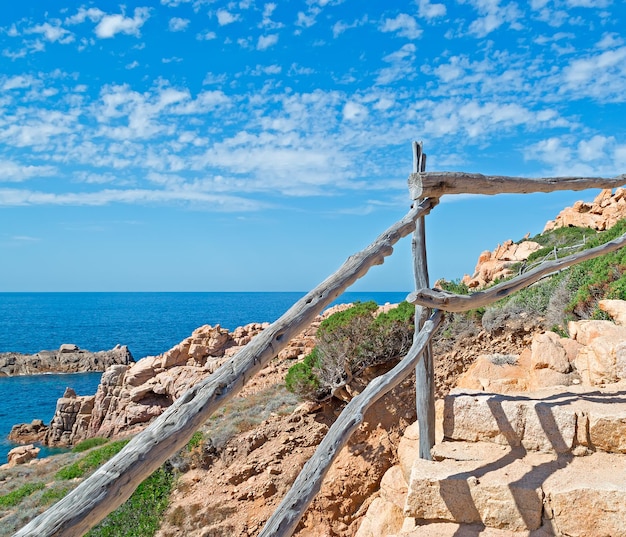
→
(0, 291, 407, 462)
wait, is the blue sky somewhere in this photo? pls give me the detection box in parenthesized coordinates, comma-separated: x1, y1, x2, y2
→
(0, 1, 625, 292)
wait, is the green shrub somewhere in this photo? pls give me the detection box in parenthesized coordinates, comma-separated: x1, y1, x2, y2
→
(86, 466, 174, 537)
(286, 301, 414, 401)
(285, 348, 321, 398)
(73, 437, 110, 453)
(56, 440, 130, 480)
(0, 482, 45, 508)
(186, 431, 203, 452)
(318, 301, 378, 335)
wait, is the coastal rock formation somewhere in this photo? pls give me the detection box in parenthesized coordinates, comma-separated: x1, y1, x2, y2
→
(8, 419, 47, 444)
(0, 344, 134, 376)
(40, 307, 350, 447)
(544, 187, 626, 232)
(5, 444, 40, 467)
(461, 239, 541, 289)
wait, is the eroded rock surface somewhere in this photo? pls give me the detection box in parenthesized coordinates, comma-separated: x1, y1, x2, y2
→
(0, 344, 133, 376)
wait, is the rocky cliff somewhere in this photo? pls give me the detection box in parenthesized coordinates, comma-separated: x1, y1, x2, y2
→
(0, 344, 134, 377)
(10, 306, 351, 448)
(462, 187, 626, 289)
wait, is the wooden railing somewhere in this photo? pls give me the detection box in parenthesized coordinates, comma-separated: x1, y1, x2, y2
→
(14, 145, 626, 537)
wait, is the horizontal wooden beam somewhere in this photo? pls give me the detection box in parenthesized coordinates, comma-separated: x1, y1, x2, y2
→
(409, 171, 626, 199)
(407, 230, 626, 312)
(259, 310, 444, 537)
(14, 198, 438, 537)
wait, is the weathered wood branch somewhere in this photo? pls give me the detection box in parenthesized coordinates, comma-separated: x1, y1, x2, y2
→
(407, 231, 626, 312)
(258, 310, 444, 537)
(409, 171, 626, 199)
(14, 199, 438, 537)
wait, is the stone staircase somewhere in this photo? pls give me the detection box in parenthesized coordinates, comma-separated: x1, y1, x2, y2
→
(356, 382, 626, 537)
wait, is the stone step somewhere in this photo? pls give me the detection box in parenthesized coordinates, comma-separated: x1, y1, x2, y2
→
(444, 384, 626, 455)
(403, 443, 626, 536)
(389, 520, 554, 536)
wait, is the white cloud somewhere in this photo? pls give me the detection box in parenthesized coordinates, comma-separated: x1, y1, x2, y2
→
(376, 44, 416, 85)
(0, 160, 56, 182)
(417, 0, 446, 19)
(566, 0, 611, 7)
(169, 17, 190, 32)
(216, 9, 239, 26)
(2, 75, 34, 90)
(464, 0, 524, 38)
(0, 187, 264, 211)
(342, 101, 368, 122)
(380, 14, 422, 40)
(65, 7, 105, 25)
(528, 135, 626, 176)
(561, 46, 626, 101)
(25, 22, 74, 44)
(332, 16, 367, 38)
(196, 30, 217, 40)
(126, 60, 140, 69)
(95, 8, 150, 39)
(257, 34, 279, 50)
(295, 9, 319, 28)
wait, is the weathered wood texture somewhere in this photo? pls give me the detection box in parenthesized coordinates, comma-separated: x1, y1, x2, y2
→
(407, 230, 626, 312)
(411, 141, 435, 460)
(409, 171, 626, 199)
(258, 310, 444, 537)
(15, 198, 437, 537)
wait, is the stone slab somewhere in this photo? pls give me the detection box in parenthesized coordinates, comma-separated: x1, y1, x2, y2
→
(405, 456, 545, 531)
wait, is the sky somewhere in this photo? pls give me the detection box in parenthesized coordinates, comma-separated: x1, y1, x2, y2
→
(0, 1, 625, 292)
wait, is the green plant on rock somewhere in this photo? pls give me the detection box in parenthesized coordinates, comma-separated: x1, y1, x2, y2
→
(286, 301, 414, 401)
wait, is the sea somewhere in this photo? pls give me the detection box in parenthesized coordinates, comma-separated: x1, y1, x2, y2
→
(0, 291, 407, 463)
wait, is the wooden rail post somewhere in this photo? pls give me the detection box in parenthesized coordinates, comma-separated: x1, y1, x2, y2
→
(411, 141, 435, 459)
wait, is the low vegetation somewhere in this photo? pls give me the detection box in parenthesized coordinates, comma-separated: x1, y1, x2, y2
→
(55, 440, 130, 480)
(286, 301, 414, 401)
(481, 220, 626, 335)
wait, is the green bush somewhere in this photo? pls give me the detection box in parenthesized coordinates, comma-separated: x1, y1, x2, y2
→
(0, 482, 45, 508)
(56, 440, 130, 480)
(285, 348, 321, 399)
(286, 302, 414, 401)
(318, 301, 378, 334)
(86, 466, 174, 537)
(73, 437, 110, 453)
(186, 431, 203, 452)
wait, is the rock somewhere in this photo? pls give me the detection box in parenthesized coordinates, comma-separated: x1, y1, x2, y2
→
(599, 299, 626, 326)
(443, 391, 577, 454)
(45, 394, 96, 447)
(6, 444, 40, 467)
(8, 419, 48, 444)
(0, 345, 134, 376)
(544, 188, 626, 232)
(354, 497, 405, 537)
(404, 455, 545, 531)
(543, 451, 626, 537)
(462, 239, 541, 289)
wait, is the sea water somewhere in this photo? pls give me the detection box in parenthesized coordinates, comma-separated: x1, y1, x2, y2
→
(0, 291, 407, 462)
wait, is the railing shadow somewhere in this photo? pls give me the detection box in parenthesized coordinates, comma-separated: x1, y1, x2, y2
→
(432, 388, 626, 536)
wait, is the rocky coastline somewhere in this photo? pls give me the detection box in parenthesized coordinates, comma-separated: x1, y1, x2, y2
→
(0, 344, 134, 377)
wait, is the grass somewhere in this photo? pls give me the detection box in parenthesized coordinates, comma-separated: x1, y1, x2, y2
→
(72, 437, 110, 453)
(86, 467, 174, 537)
(0, 482, 45, 508)
(55, 439, 129, 480)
